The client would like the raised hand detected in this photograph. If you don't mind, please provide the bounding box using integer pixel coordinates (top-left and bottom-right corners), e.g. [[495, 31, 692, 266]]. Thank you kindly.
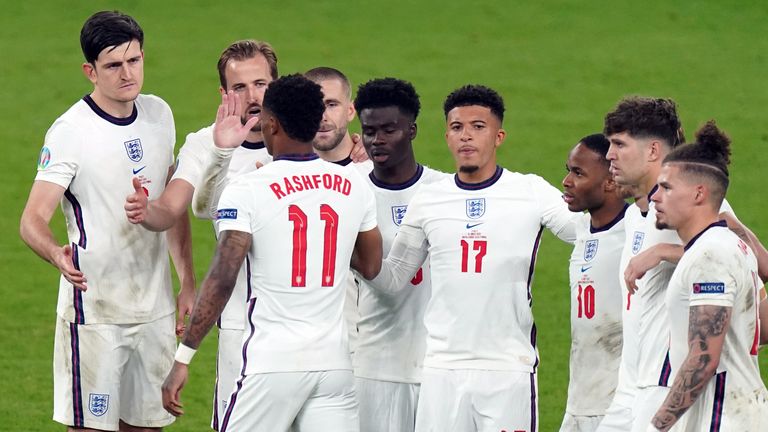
[[213, 91, 259, 149], [124, 177, 149, 224]]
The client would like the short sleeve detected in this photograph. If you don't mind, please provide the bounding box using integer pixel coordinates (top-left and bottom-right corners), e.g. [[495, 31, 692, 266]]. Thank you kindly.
[[719, 198, 733, 215], [35, 120, 80, 188], [171, 130, 209, 186], [686, 247, 738, 308], [533, 175, 579, 243], [214, 181, 254, 235]]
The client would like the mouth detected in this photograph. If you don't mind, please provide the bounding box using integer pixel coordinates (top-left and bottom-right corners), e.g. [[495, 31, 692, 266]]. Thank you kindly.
[[562, 193, 574, 204], [458, 146, 476, 156], [370, 148, 389, 162], [246, 105, 261, 118]]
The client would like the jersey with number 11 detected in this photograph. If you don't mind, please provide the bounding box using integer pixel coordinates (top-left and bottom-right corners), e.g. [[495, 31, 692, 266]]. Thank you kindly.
[[215, 154, 377, 375]]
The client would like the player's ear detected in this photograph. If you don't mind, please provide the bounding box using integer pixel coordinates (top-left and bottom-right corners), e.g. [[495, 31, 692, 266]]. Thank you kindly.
[[409, 122, 417, 141], [347, 100, 356, 122], [647, 139, 662, 162], [603, 173, 617, 192], [495, 128, 506, 148], [694, 184, 706, 204], [219, 86, 226, 96], [82, 62, 97, 84]]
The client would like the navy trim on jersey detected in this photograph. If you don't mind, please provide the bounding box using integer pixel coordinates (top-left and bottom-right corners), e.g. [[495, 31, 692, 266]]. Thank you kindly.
[[71, 244, 85, 324], [82, 95, 137, 126], [369, 164, 424, 190], [69, 323, 84, 428], [212, 344, 220, 431], [241, 140, 265, 150], [530, 372, 538, 432], [590, 203, 630, 234], [684, 220, 728, 251], [332, 155, 354, 166], [647, 184, 659, 203], [454, 165, 503, 190], [709, 371, 726, 432], [273, 153, 319, 162], [64, 189, 87, 249], [658, 349, 672, 386], [527, 227, 544, 370], [220, 297, 258, 431]]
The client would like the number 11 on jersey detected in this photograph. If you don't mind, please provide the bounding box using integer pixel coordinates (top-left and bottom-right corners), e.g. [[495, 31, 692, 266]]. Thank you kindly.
[[288, 204, 339, 287]]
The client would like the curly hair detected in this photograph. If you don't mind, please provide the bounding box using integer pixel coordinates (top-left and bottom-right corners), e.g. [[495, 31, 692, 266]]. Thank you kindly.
[[263, 74, 325, 143], [603, 96, 684, 148], [80, 11, 143, 64], [353, 78, 421, 120], [579, 133, 611, 166], [443, 85, 505, 121], [664, 120, 731, 202]]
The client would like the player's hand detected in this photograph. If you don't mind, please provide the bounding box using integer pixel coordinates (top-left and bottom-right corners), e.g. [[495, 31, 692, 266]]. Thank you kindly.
[[349, 133, 369, 163], [624, 248, 662, 294], [175, 285, 196, 337], [52, 244, 87, 291], [124, 177, 149, 224], [213, 91, 258, 149], [162, 362, 189, 416]]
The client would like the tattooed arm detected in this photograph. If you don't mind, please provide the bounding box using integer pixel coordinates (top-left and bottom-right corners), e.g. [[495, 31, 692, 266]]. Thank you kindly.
[[650, 305, 731, 431], [162, 230, 251, 416]]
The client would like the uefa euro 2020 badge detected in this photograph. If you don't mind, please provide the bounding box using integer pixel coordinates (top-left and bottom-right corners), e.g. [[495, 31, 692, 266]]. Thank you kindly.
[[88, 393, 109, 417], [37, 147, 51, 170], [466, 198, 486, 219], [124, 138, 143, 162]]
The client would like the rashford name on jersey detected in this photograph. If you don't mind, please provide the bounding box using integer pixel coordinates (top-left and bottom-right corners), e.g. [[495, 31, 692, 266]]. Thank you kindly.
[[269, 173, 353, 199]]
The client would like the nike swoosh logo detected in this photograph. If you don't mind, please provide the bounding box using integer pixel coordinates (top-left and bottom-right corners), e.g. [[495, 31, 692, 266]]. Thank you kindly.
[[581, 266, 592, 273], [466, 222, 483, 229], [132, 166, 146, 175]]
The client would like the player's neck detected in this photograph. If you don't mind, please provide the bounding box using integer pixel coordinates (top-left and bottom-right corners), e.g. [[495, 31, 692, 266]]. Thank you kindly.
[[246, 130, 264, 144], [372, 157, 418, 185], [589, 199, 627, 230], [677, 211, 720, 246], [315, 134, 353, 163], [457, 162, 497, 184], [89, 90, 135, 118], [272, 139, 315, 158], [638, 164, 662, 200]]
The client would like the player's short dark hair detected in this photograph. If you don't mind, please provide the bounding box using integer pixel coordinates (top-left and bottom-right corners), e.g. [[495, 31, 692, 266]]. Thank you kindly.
[[263, 74, 325, 143], [80, 11, 144, 65], [217, 40, 278, 89], [443, 85, 505, 122], [603, 96, 684, 148], [353, 78, 421, 120], [664, 120, 731, 203], [579, 133, 611, 166], [304, 67, 351, 98]]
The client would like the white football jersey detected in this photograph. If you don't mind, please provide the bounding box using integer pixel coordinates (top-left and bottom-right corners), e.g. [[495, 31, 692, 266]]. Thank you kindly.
[[665, 222, 768, 430], [172, 124, 272, 331], [566, 205, 627, 415], [374, 166, 578, 372], [354, 165, 449, 383], [37, 94, 176, 324], [215, 154, 377, 374]]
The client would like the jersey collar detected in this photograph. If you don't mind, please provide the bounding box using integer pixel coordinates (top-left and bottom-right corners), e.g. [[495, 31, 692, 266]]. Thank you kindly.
[[684, 220, 728, 251], [454, 165, 503, 191]]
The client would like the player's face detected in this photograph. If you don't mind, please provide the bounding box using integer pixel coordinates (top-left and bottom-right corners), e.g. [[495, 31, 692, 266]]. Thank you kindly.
[[84, 39, 144, 105], [359, 106, 416, 169], [445, 106, 505, 174], [221, 55, 272, 132], [313, 78, 355, 152], [652, 164, 695, 230], [562, 143, 611, 212], [606, 132, 651, 186]]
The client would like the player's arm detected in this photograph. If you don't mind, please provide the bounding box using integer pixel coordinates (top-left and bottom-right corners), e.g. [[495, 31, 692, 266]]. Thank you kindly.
[[19, 180, 87, 290], [624, 243, 683, 294], [161, 229, 251, 416], [537, 175, 580, 244], [125, 177, 194, 231], [651, 305, 731, 431], [350, 227, 383, 280], [722, 212, 768, 283], [760, 287, 768, 346], [360, 224, 428, 294]]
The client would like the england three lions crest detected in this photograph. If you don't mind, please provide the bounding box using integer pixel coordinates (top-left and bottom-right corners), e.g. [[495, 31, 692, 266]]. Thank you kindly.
[[466, 198, 485, 219], [124, 138, 143, 162], [88, 393, 109, 417], [584, 239, 599, 261], [391, 205, 407, 226], [632, 231, 645, 254]]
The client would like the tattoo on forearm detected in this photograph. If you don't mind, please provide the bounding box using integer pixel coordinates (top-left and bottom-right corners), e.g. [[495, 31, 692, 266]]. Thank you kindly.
[[651, 305, 730, 431], [182, 231, 251, 348]]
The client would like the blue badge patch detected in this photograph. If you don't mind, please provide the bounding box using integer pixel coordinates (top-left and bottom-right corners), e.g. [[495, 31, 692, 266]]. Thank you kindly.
[[692, 282, 725, 294], [216, 208, 238, 220], [37, 147, 51, 170], [584, 239, 599, 261], [124, 138, 143, 162], [466, 198, 486, 219], [88, 393, 109, 417], [632, 231, 645, 254], [391, 205, 407, 226]]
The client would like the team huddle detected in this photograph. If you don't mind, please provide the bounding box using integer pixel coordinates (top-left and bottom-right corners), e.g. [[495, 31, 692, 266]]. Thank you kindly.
[[19, 10, 768, 432]]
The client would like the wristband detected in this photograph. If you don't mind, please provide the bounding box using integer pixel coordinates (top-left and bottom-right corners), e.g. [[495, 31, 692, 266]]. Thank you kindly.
[[174, 343, 197, 365]]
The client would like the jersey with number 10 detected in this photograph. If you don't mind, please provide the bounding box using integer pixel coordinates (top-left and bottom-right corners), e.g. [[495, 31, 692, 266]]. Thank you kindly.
[[393, 166, 577, 372], [215, 155, 377, 375]]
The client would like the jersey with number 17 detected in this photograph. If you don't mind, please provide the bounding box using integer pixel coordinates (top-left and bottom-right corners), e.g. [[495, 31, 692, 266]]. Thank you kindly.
[[215, 154, 377, 375]]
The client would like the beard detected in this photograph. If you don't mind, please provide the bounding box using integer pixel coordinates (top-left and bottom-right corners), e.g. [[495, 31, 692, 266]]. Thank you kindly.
[[313, 127, 346, 151], [655, 220, 670, 230], [240, 116, 262, 132], [459, 165, 479, 174]]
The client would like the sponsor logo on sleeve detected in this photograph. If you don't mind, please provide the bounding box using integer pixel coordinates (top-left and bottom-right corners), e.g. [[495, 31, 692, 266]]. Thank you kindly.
[[692, 282, 725, 294], [466, 198, 486, 219], [391, 205, 407, 226], [124, 138, 143, 162], [216, 208, 238, 220], [584, 239, 599, 261], [88, 393, 109, 416], [37, 147, 51, 170]]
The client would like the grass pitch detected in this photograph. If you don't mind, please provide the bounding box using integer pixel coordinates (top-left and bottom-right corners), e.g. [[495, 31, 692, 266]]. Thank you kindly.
[[1, 1, 767, 430]]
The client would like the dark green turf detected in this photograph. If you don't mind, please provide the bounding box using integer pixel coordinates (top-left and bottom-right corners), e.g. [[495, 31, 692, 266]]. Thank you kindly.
[[2, 1, 767, 430]]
